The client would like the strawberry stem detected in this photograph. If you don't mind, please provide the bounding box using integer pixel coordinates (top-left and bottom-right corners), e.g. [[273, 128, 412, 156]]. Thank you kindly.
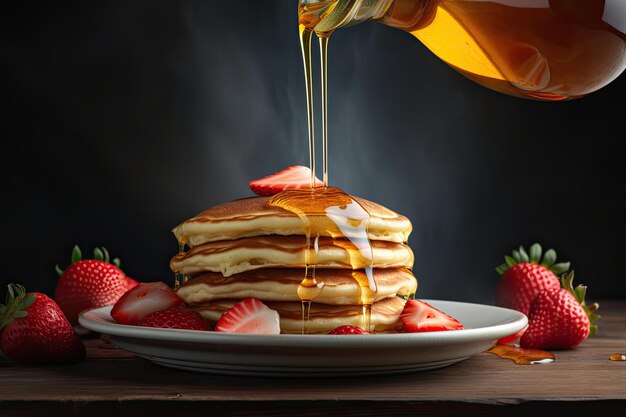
[[561, 271, 601, 337], [0, 284, 34, 331]]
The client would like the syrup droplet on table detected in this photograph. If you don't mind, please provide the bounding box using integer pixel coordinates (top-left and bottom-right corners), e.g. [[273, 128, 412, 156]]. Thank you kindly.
[[487, 344, 555, 365], [609, 353, 626, 361]]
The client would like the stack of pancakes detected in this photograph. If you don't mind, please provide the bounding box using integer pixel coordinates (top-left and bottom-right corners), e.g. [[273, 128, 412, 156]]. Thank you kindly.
[[170, 195, 417, 333]]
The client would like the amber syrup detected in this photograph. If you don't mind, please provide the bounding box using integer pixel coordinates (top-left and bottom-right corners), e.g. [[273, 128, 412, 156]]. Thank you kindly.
[[173, 242, 187, 289], [299, 234, 323, 334], [487, 344, 555, 365], [270, 2, 377, 334], [269, 187, 377, 333], [609, 353, 626, 361], [300, 0, 626, 100]]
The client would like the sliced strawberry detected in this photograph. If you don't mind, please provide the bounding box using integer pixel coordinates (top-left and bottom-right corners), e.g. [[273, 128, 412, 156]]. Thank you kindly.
[[328, 325, 369, 335], [249, 165, 324, 196], [214, 298, 280, 334], [138, 308, 211, 331], [400, 299, 464, 333], [110, 282, 183, 325]]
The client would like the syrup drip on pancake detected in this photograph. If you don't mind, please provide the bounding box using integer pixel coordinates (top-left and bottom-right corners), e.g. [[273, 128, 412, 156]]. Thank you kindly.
[[268, 187, 377, 333], [298, 234, 322, 334], [281, 4, 378, 333], [174, 242, 187, 289]]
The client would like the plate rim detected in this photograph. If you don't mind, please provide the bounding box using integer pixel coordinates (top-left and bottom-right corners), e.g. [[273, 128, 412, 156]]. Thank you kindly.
[[79, 299, 527, 348]]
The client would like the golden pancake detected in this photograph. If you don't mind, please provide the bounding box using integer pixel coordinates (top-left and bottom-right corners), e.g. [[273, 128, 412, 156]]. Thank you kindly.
[[170, 235, 414, 277], [172, 195, 412, 246], [190, 296, 407, 334], [176, 268, 417, 305]]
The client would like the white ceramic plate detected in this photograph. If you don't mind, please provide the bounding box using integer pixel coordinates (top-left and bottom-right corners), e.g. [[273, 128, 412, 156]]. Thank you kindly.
[[79, 299, 526, 376]]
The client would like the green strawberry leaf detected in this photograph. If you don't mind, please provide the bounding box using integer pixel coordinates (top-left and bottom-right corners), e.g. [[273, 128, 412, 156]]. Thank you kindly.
[[19, 293, 35, 310], [512, 250, 522, 263], [574, 285, 587, 304], [529, 243, 542, 264], [550, 262, 570, 275], [102, 247, 110, 263], [1, 284, 29, 331], [495, 264, 508, 275], [112, 257, 121, 268], [71, 245, 82, 264], [55, 264, 64, 277], [14, 311, 27, 319], [518, 246, 530, 263], [505, 256, 517, 268], [541, 249, 557, 267], [93, 247, 104, 261]]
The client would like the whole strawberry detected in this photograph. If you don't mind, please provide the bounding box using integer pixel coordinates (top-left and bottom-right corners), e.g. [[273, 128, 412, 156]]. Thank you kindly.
[[0, 284, 85, 364], [495, 243, 570, 315], [521, 272, 599, 349], [138, 308, 211, 331], [55, 245, 138, 325]]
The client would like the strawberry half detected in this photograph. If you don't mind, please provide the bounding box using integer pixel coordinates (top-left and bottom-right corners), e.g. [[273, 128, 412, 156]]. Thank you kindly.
[[55, 245, 138, 325], [0, 284, 85, 364], [495, 243, 570, 315], [328, 325, 369, 335], [110, 282, 183, 325], [520, 271, 600, 350], [138, 308, 211, 331], [249, 165, 324, 196], [400, 299, 464, 332], [214, 298, 280, 334]]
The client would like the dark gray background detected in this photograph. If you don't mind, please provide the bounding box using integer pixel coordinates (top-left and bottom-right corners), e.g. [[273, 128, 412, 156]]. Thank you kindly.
[[2, 1, 625, 304]]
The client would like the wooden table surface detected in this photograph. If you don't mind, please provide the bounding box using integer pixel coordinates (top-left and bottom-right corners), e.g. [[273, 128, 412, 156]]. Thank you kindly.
[[1, 301, 625, 417]]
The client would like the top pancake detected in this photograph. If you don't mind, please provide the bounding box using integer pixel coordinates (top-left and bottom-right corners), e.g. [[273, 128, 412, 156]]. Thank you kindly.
[[172, 195, 412, 246]]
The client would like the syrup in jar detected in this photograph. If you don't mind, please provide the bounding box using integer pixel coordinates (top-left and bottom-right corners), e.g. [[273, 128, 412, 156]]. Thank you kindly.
[[299, 0, 626, 100]]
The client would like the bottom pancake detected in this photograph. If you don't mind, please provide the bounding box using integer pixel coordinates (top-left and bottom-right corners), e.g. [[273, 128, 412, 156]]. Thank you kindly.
[[189, 296, 407, 334]]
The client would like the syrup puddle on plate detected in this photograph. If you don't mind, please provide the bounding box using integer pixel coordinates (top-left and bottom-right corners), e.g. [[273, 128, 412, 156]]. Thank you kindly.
[[487, 344, 555, 365]]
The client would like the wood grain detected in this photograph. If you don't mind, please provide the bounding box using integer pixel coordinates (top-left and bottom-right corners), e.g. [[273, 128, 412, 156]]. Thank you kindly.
[[1, 301, 625, 417]]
